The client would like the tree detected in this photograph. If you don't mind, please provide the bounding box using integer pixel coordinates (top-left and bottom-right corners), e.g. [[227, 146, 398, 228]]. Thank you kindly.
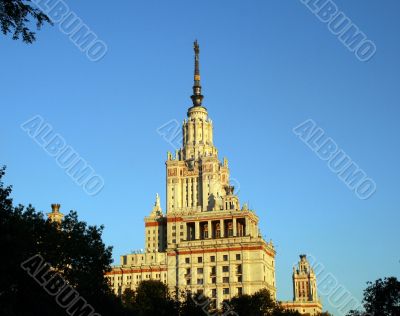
[[347, 277, 400, 316], [273, 305, 302, 316], [0, 166, 126, 315], [0, 0, 51, 43], [223, 288, 276, 316], [122, 280, 178, 316], [180, 291, 213, 316]]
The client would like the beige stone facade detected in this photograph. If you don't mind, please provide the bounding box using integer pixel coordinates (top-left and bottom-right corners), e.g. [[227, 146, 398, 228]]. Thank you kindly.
[[105, 41, 276, 309], [281, 255, 323, 315]]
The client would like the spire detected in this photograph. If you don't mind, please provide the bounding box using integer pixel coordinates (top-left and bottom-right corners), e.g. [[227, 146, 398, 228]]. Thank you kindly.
[[191, 40, 204, 107], [155, 193, 161, 209], [150, 193, 162, 216]]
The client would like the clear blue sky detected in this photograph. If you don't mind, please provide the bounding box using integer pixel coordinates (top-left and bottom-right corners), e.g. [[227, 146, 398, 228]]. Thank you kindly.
[[1, 0, 399, 314]]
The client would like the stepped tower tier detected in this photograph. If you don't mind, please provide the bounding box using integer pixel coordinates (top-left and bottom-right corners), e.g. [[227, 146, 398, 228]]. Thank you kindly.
[[166, 41, 236, 215]]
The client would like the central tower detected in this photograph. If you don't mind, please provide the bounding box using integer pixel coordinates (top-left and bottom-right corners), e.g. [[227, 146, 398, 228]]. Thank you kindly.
[[166, 41, 235, 215]]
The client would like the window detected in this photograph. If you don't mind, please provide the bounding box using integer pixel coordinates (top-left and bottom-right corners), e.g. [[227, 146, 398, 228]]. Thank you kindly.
[[222, 266, 229, 273], [186, 268, 191, 275], [198, 257, 203, 263], [237, 287, 243, 295], [223, 255, 228, 261], [223, 277, 229, 283], [172, 226, 176, 230], [210, 256, 216, 262], [202, 223, 209, 239], [238, 276, 242, 282], [236, 254, 241, 260], [211, 277, 216, 284], [197, 268, 203, 274], [211, 289, 217, 298], [223, 288, 230, 295], [185, 258, 190, 264], [215, 223, 221, 238], [227, 222, 233, 237], [210, 266, 216, 275], [236, 264, 242, 274], [197, 279, 204, 285], [187, 279, 191, 285]]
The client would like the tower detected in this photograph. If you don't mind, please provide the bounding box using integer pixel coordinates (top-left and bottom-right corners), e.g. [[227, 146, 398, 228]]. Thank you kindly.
[[293, 255, 318, 302], [106, 41, 276, 309], [281, 254, 322, 315], [165, 40, 233, 217], [144, 194, 167, 253]]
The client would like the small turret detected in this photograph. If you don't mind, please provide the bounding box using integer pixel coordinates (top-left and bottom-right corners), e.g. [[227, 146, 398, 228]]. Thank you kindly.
[[149, 193, 163, 217], [47, 203, 64, 224]]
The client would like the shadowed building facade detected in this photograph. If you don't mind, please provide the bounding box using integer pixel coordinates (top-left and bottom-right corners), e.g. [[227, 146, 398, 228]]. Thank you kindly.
[[105, 41, 276, 308]]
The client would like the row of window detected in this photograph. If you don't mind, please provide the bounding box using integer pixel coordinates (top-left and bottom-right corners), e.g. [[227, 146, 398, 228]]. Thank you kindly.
[[186, 276, 242, 286], [110, 273, 166, 281], [185, 265, 242, 276], [172, 225, 184, 230], [185, 254, 241, 264], [207, 288, 243, 298]]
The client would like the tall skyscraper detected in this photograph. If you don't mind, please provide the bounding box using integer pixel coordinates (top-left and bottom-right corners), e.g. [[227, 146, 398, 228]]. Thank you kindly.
[[105, 41, 276, 308]]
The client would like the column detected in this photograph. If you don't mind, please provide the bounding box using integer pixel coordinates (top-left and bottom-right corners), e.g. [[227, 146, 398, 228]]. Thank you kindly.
[[203, 175, 208, 211], [208, 220, 212, 239], [193, 177, 198, 208], [220, 219, 224, 238], [233, 218, 237, 237], [183, 223, 187, 241], [208, 122, 213, 144], [188, 122, 193, 144], [245, 217, 249, 236], [202, 121, 205, 144], [173, 181, 177, 209], [195, 221, 200, 240], [194, 119, 197, 143], [178, 179, 182, 209], [188, 179, 192, 208], [183, 122, 187, 146]]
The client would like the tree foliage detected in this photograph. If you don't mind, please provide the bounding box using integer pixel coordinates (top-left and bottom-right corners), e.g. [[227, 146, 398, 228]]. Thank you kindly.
[[179, 291, 213, 316], [223, 289, 301, 316], [0, 0, 51, 43], [347, 277, 400, 316], [0, 166, 125, 315], [2, 165, 397, 316]]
